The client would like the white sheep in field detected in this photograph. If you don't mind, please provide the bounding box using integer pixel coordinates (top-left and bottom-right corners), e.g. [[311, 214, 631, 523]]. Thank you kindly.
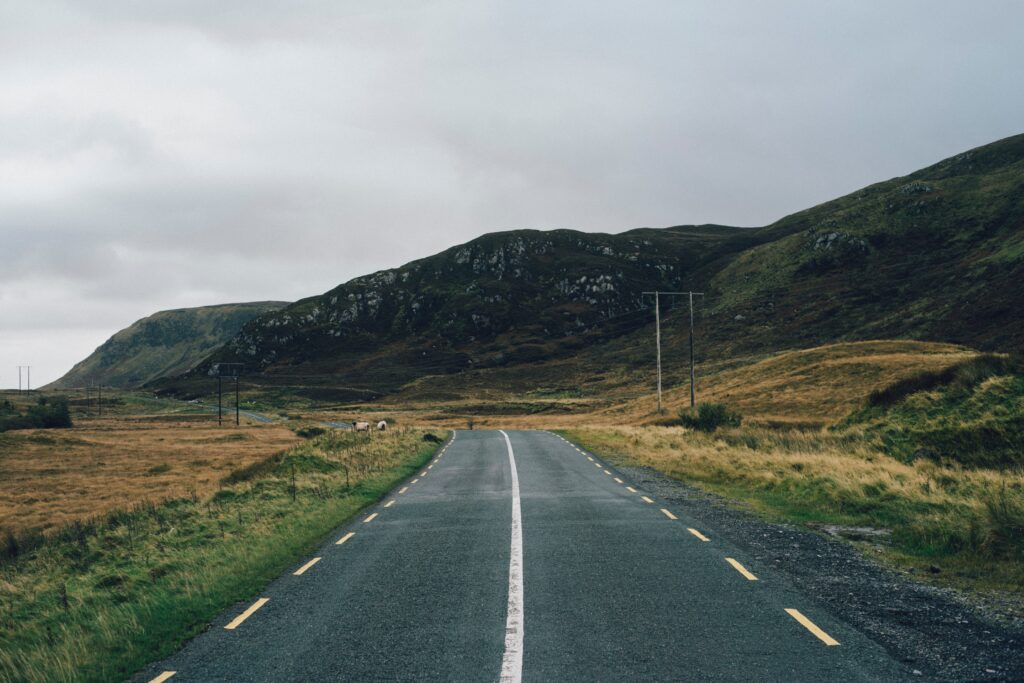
[[377, 420, 388, 431], [353, 421, 370, 432]]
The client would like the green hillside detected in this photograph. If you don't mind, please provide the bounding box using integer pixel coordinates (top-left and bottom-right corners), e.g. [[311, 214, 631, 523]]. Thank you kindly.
[[48, 302, 288, 389], [155, 134, 1022, 401]]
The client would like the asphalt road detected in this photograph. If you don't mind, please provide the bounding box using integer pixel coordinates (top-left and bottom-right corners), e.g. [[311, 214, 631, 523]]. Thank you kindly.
[[137, 429, 910, 682]]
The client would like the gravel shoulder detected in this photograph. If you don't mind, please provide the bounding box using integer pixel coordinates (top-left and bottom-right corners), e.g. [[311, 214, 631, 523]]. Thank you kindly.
[[618, 464, 1024, 682]]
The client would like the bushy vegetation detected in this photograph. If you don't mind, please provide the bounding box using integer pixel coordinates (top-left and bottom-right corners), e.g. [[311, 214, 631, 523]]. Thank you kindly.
[[0, 427, 444, 683], [867, 354, 1019, 407], [677, 403, 742, 432], [0, 397, 72, 432], [849, 354, 1024, 468]]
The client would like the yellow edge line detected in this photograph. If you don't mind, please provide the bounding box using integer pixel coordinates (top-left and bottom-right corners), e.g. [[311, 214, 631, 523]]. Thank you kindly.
[[149, 673, 176, 683], [725, 557, 758, 581], [364, 513, 378, 523], [293, 557, 321, 576], [335, 531, 355, 545], [660, 508, 677, 520], [687, 527, 710, 542], [225, 598, 269, 630], [785, 609, 840, 646]]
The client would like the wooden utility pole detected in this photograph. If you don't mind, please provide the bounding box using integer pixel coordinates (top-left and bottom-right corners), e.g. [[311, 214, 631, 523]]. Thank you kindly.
[[642, 291, 705, 413]]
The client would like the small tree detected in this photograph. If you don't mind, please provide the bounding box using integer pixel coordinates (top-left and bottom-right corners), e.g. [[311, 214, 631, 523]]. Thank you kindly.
[[678, 403, 742, 432]]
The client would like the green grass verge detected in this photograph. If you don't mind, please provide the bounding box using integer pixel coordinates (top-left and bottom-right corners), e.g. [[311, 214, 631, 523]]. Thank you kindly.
[[0, 428, 444, 683]]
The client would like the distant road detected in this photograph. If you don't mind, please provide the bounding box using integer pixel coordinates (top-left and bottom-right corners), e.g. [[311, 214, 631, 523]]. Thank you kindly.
[[137, 430, 907, 682]]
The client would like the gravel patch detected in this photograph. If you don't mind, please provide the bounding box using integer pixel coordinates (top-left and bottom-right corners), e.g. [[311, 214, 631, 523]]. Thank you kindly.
[[618, 464, 1024, 682]]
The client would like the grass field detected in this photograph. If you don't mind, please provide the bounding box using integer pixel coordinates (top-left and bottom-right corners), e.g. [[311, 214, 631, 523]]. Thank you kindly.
[[0, 420, 445, 683], [0, 416, 301, 537]]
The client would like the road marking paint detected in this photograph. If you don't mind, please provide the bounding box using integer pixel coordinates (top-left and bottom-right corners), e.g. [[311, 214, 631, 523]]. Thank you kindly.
[[785, 609, 839, 646], [587, 456, 594, 461], [384, 500, 395, 508], [428, 464, 434, 469], [399, 486, 409, 494], [149, 673, 176, 683], [725, 558, 758, 581], [411, 478, 419, 484], [640, 496, 654, 503], [364, 513, 378, 523], [687, 528, 710, 542], [335, 531, 355, 545], [660, 508, 677, 520], [293, 557, 321, 576], [225, 598, 268, 630], [498, 430, 524, 683], [614, 477, 623, 484], [594, 462, 602, 468], [626, 486, 637, 493], [603, 469, 612, 475]]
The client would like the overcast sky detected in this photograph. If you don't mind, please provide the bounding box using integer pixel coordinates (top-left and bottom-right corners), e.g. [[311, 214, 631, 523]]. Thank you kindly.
[[2, 1, 1023, 387]]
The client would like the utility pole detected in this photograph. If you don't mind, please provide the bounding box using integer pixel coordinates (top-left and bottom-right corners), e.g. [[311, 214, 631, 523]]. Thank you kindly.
[[642, 291, 705, 412], [235, 375, 240, 426], [218, 375, 223, 426], [98, 385, 102, 417]]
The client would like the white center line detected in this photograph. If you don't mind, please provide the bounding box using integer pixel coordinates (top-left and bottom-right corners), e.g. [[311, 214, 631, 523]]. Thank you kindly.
[[293, 557, 321, 575], [149, 673, 176, 683], [640, 496, 654, 503], [614, 478, 623, 484], [384, 500, 395, 508], [335, 531, 355, 545], [399, 487, 409, 494], [364, 513, 378, 523], [626, 486, 637, 493], [498, 429, 524, 683], [660, 508, 677, 520], [687, 528, 711, 542]]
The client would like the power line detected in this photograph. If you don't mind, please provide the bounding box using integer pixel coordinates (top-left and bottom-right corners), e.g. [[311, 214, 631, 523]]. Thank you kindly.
[[642, 292, 704, 413]]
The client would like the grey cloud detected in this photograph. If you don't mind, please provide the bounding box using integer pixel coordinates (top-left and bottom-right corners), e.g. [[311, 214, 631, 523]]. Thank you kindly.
[[1, 0, 1023, 385]]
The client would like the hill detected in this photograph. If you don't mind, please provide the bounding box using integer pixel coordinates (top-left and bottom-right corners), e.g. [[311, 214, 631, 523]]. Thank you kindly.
[[48, 302, 288, 389], [157, 134, 1023, 401]]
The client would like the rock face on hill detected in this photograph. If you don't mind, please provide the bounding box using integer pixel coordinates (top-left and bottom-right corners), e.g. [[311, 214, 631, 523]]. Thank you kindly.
[[164, 133, 1024, 397], [48, 302, 288, 389]]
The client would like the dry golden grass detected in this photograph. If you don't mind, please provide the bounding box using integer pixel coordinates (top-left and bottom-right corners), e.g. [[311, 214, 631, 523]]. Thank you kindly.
[[329, 341, 977, 431], [0, 415, 300, 536], [624, 340, 975, 425]]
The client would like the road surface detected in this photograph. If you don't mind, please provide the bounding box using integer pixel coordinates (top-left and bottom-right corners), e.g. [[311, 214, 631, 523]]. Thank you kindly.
[[138, 429, 909, 682]]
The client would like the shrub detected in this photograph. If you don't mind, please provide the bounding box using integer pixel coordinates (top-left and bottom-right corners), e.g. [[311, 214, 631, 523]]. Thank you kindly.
[[869, 354, 1020, 407], [295, 426, 326, 439], [0, 397, 72, 431], [678, 403, 742, 432]]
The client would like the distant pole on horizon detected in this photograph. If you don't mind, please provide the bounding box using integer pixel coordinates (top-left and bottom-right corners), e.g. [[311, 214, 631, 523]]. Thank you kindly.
[[17, 366, 31, 395], [642, 292, 704, 413]]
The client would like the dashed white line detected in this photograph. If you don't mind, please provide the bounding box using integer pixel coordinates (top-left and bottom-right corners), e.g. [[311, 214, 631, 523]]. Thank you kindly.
[[640, 496, 654, 504], [687, 528, 710, 542], [660, 508, 677, 520], [363, 513, 378, 523], [335, 531, 355, 545], [399, 487, 409, 494], [384, 500, 395, 508], [626, 486, 637, 493], [149, 673, 176, 683], [614, 478, 623, 484]]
